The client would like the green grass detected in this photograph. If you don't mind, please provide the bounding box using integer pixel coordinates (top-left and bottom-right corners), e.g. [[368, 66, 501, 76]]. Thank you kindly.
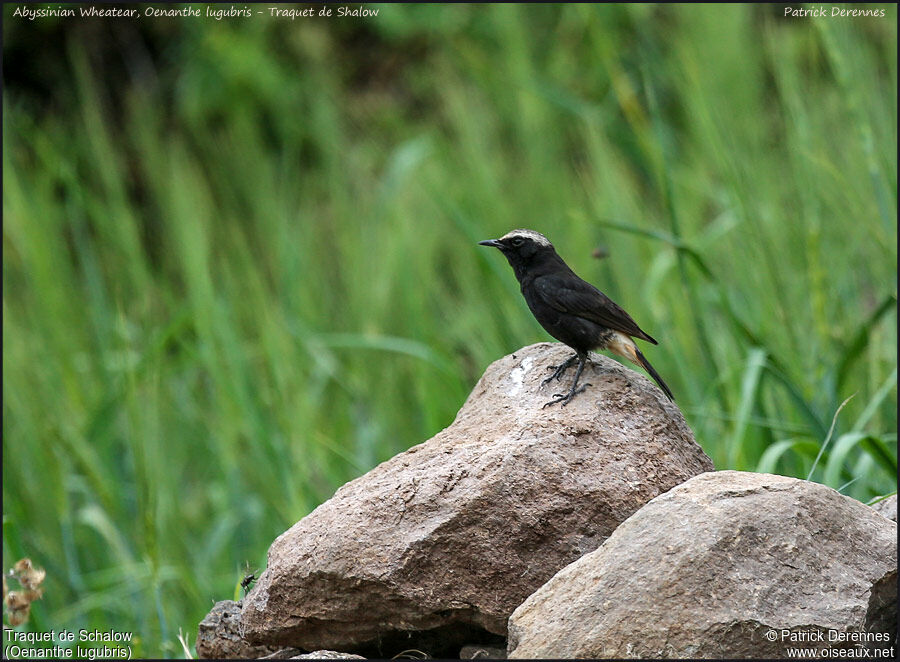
[[3, 4, 896, 658]]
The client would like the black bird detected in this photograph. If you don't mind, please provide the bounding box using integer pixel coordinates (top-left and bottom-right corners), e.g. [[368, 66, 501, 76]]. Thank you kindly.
[[479, 229, 674, 407]]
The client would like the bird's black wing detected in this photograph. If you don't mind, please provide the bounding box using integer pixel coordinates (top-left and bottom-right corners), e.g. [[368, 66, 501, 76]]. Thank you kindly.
[[533, 273, 658, 344]]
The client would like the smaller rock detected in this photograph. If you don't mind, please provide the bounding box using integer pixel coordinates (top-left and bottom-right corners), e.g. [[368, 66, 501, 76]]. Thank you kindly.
[[872, 494, 897, 522], [507, 471, 897, 659], [197, 600, 278, 659], [460, 644, 507, 659]]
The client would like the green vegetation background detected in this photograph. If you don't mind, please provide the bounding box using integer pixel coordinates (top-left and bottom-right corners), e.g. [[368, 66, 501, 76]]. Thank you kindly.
[[3, 3, 897, 658]]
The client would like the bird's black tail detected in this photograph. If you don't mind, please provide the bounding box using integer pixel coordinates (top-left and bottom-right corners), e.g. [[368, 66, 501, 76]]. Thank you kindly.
[[634, 347, 675, 402]]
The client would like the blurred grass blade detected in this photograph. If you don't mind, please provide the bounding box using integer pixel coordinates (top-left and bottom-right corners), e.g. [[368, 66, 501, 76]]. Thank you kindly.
[[823, 431, 869, 488], [837, 476, 862, 493], [807, 394, 855, 481], [851, 367, 897, 433], [316, 332, 457, 376], [727, 348, 767, 468], [858, 436, 898, 476], [756, 438, 820, 474], [763, 365, 828, 439], [836, 294, 897, 392]]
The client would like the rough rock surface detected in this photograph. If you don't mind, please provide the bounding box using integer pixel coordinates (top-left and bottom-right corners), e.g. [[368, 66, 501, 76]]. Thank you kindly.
[[872, 494, 897, 522], [289, 653, 365, 660], [197, 600, 278, 659], [240, 343, 712, 654], [508, 471, 898, 659]]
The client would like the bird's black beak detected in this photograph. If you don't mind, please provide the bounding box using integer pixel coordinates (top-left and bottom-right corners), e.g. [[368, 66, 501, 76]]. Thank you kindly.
[[479, 239, 502, 248]]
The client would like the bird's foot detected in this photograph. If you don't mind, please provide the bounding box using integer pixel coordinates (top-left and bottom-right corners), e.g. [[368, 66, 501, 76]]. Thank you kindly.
[[542, 382, 591, 408], [541, 354, 579, 387]]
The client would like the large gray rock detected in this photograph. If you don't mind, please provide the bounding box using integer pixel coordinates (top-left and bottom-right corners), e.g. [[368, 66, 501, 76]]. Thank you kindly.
[[508, 471, 898, 659], [240, 343, 712, 654]]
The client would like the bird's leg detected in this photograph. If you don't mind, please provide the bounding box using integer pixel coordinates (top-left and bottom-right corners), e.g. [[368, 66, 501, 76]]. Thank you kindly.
[[543, 353, 591, 408], [541, 353, 578, 387]]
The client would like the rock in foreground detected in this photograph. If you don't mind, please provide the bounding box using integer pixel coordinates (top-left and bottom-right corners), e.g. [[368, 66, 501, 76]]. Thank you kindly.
[[240, 343, 712, 655], [508, 471, 898, 659]]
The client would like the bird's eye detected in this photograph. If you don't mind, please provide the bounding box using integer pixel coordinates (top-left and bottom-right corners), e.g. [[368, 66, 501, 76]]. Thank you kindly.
[[511, 238, 524, 247]]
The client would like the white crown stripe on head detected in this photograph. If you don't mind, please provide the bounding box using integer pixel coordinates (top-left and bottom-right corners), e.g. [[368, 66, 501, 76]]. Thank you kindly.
[[499, 229, 552, 247]]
